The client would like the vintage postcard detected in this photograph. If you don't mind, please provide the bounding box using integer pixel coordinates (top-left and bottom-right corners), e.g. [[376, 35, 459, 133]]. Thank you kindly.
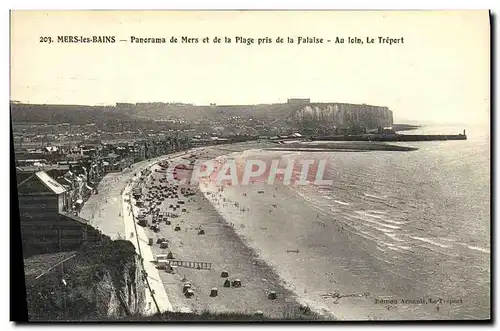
[[10, 10, 490, 322]]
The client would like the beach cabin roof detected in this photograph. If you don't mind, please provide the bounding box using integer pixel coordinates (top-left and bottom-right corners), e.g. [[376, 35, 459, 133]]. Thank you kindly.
[[45, 146, 59, 153], [34, 171, 67, 195]]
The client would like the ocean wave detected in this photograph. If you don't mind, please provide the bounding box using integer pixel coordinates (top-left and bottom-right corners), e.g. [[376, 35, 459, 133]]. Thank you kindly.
[[363, 212, 384, 219], [409, 236, 449, 249], [385, 233, 406, 242], [397, 246, 413, 251], [380, 219, 407, 225], [357, 230, 386, 243], [361, 195, 399, 209], [294, 189, 328, 213], [371, 226, 395, 234], [387, 246, 404, 253], [466, 245, 490, 254], [350, 213, 401, 230], [363, 214, 407, 227], [367, 210, 387, 214]]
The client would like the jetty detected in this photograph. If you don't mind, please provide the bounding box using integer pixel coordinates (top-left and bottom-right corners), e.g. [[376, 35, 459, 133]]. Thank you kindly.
[[311, 130, 467, 142]]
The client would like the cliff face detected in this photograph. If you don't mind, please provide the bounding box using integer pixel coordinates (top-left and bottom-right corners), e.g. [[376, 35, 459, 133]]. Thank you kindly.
[[287, 103, 393, 130], [25, 240, 146, 321], [95, 253, 146, 318]]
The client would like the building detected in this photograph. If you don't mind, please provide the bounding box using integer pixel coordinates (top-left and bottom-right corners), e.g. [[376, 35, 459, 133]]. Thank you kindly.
[[16, 170, 107, 257]]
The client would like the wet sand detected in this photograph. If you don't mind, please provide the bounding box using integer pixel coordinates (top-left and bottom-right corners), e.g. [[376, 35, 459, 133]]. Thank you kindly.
[[266, 141, 418, 152]]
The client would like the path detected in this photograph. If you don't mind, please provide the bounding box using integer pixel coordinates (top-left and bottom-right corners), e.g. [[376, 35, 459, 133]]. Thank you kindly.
[[123, 176, 174, 314]]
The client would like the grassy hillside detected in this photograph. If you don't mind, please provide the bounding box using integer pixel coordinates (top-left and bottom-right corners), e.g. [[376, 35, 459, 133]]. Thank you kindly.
[[131, 103, 302, 123], [10, 103, 175, 131]]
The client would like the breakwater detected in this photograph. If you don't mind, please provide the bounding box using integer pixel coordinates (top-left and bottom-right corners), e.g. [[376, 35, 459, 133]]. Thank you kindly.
[[311, 133, 467, 142]]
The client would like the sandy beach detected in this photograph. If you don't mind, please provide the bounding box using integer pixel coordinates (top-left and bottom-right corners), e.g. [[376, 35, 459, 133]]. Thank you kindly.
[[128, 144, 318, 319], [80, 152, 196, 239]]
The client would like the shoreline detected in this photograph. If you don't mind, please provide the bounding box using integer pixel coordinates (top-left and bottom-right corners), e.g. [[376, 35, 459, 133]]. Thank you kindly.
[[266, 141, 418, 152]]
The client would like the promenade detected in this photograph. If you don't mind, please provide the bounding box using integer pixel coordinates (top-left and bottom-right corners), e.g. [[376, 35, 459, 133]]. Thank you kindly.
[[122, 175, 173, 314]]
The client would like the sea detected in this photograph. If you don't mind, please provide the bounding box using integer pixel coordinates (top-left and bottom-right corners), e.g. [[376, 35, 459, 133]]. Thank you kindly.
[[200, 124, 490, 320]]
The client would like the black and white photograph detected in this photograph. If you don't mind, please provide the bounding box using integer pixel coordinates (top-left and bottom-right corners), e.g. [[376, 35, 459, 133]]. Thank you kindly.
[[9, 10, 491, 322]]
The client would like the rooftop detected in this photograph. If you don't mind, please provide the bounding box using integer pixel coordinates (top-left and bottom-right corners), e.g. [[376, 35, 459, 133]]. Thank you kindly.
[[35, 171, 67, 195], [16, 164, 70, 172]]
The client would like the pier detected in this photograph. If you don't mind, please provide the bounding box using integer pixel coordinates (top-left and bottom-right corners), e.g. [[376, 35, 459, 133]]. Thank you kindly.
[[311, 130, 467, 142]]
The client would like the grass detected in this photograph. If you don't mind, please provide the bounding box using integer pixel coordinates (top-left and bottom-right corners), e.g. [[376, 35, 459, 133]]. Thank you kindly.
[[25, 240, 140, 321]]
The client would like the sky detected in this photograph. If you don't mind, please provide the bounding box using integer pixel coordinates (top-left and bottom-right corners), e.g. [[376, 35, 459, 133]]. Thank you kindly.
[[10, 10, 490, 124]]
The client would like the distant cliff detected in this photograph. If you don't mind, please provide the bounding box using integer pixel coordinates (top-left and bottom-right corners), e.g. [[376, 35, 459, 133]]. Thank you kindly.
[[11, 101, 393, 134], [286, 103, 393, 130]]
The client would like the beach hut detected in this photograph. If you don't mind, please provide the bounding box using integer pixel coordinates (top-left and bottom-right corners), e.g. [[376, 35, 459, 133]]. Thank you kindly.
[[156, 260, 168, 270], [231, 279, 242, 288], [183, 282, 192, 293], [183, 284, 191, 293], [268, 291, 277, 300], [160, 241, 169, 249], [223, 279, 231, 288], [155, 254, 170, 262], [220, 270, 229, 278], [210, 288, 218, 297], [185, 289, 194, 298], [174, 225, 181, 231], [166, 251, 174, 259], [198, 229, 205, 235]]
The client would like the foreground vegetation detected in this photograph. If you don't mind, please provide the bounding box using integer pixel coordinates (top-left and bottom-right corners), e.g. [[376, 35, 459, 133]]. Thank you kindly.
[[25, 240, 139, 321]]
